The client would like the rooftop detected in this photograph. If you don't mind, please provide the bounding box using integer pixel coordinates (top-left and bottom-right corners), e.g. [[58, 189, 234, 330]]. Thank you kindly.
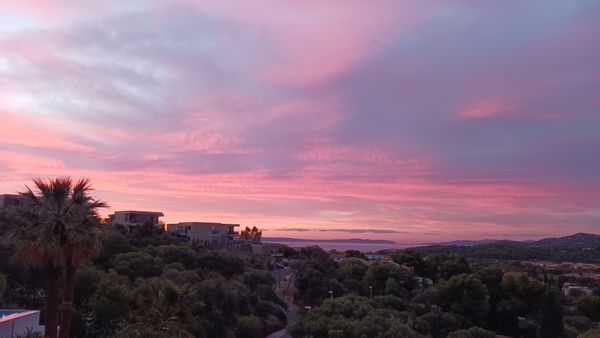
[[0, 309, 38, 323], [112, 210, 164, 216], [170, 221, 239, 226]]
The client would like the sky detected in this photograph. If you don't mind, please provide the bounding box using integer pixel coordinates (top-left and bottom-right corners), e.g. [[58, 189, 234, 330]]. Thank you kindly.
[[0, 0, 599, 243]]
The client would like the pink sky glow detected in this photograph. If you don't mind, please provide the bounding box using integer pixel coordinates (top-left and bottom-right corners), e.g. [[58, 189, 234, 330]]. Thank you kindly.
[[0, 0, 599, 243]]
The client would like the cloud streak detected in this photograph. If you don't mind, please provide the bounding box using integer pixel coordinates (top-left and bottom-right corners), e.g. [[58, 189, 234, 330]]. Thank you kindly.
[[275, 228, 409, 234]]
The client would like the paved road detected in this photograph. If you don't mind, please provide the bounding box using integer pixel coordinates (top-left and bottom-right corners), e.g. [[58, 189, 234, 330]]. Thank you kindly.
[[266, 329, 292, 338], [265, 305, 297, 338], [273, 266, 292, 288], [268, 266, 296, 338]]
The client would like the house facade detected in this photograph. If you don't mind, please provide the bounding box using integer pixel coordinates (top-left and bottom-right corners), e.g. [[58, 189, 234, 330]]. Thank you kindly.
[[0, 310, 44, 338], [167, 222, 239, 245], [109, 210, 164, 229], [0, 194, 26, 209]]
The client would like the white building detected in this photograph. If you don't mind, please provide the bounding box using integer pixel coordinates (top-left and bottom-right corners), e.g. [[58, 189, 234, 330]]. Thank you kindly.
[[562, 282, 593, 296], [0, 310, 44, 338], [109, 210, 164, 229], [167, 222, 239, 245]]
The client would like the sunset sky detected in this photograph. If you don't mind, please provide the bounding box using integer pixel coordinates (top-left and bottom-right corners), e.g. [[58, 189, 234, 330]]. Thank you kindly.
[[0, 1, 599, 243]]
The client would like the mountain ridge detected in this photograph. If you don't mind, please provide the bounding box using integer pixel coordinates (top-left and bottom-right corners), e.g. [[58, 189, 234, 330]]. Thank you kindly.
[[411, 232, 600, 263], [427, 232, 600, 247]]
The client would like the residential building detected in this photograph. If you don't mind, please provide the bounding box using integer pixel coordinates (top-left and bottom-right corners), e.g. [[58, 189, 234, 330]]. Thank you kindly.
[[0, 194, 25, 209], [365, 254, 392, 262], [109, 210, 164, 229], [167, 222, 239, 245], [0, 309, 44, 337], [562, 282, 593, 296]]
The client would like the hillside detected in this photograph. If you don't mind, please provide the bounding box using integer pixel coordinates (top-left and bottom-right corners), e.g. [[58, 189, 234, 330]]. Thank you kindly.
[[411, 233, 600, 263]]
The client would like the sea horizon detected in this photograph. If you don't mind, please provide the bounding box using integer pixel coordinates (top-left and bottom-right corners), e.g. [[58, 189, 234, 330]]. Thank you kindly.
[[262, 239, 422, 252]]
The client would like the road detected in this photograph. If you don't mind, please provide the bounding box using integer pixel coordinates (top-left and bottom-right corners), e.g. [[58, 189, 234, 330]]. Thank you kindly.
[[265, 328, 292, 338], [273, 266, 292, 289], [267, 266, 297, 338]]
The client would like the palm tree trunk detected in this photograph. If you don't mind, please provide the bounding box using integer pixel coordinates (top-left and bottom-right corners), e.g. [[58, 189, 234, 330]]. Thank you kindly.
[[58, 264, 76, 338], [45, 265, 63, 338]]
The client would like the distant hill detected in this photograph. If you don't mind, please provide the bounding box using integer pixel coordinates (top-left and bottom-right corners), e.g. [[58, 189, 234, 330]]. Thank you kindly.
[[263, 237, 396, 244], [427, 239, 504, 246], [409, 233, 600, 263], [531, 232, 600, 248]]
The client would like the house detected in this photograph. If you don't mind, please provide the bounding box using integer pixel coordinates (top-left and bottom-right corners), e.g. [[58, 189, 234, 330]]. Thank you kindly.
[[0, 309, 44, 338], [109, 210, 164, 229], [0, 194, 26, 209], [365, 254, 392, 262], [562, 282, 593, 296], [167, 222, 239, 245]]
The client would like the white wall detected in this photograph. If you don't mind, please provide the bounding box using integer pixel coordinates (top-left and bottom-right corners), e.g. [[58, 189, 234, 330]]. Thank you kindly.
[[0, 311, 44, 338]]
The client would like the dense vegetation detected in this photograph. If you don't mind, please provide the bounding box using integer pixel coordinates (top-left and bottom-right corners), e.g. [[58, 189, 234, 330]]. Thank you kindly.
[[289, 247, 600, 338], [0, 179, 285, 338], [1, 220, 286, 338]]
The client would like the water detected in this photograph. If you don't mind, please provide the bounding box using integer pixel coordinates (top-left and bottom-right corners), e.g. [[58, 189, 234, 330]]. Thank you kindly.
[[264, 241, 420, 252]]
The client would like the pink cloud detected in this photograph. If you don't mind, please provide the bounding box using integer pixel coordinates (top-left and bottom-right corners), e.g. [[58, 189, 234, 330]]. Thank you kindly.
[[180, 0, 433, 87], [0, 111, 90, 153], [458, 98, 514, 119]]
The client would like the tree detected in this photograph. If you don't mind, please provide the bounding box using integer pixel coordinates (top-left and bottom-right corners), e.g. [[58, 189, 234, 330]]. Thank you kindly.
[[437, 274, 489, 327], [290, 294, 425, 338], [112, 251, 164, 280], [155, 245, 198, 270], [86, 271, 131, 337], [392, 249, 427, 276], [384, 277, 402, 296], [540, 287, 564, 338], [237, 316, 263, 338], [197, 251, 245, 278], [240, 226, 262, 243], [415, 309, 461, 338], [363, 263, 415, 296], [338, 258, 368, 295], [426, 254, 470, 281], [93, 231, 133, 268], [15, 177, 106, 338], [345, 250, 367, 260], [120, 278, 194, 338], [243, 270, 275, 291], [447, 327, 496, 338], [577, 295, 600, 321], [58, 179, 107, 338], [338, 258, 368, 281]]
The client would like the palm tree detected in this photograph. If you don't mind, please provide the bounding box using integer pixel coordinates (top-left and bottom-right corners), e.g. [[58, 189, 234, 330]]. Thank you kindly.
[[16, 177, 106, 338], [58, 179, 107, 338]]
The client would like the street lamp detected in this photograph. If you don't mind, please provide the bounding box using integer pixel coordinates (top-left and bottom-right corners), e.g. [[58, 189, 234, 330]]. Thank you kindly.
[[328, 290, 333, 300], [369, 286, 373, 300]]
